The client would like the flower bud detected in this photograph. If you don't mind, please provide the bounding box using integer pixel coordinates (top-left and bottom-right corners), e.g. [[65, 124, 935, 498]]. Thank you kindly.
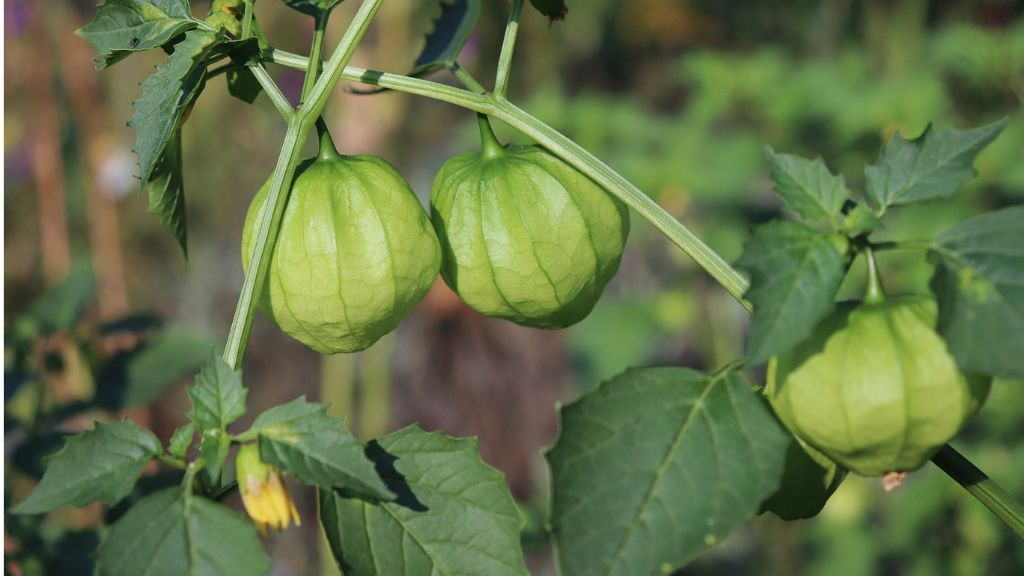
[[235, 444, 300, 535]]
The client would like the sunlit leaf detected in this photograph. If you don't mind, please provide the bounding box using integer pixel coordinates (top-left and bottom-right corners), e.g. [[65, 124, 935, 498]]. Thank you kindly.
[[548, 367, 789, 575], [131, 29, 223, 254], [168, 422, 197, 459], [247, 397, 392, 499], [930, 205, 1024, 378], [144, 131, 188, 257], [320, 425, 529, 576], [865, 118, 1008, 214], [11, 421, 161, 514], [76, 0, 197, 68], [736, 220, 847, 364], [764, 146, 849, 226], [186, 350, 247, 430], [96, 488, 270, 576]]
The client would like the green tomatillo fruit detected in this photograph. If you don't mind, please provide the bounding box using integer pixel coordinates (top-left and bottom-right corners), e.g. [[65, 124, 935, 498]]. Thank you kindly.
[[430, 116, 629, 328], [765, 294, 990, 477], [242, 130, 440, 354]]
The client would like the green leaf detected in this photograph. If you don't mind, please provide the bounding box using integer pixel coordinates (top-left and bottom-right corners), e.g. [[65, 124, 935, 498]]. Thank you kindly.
[[76, 0, 197, 68], [764, 146, 849, 225], [865, 118, 1008, 214], [226, 67, 261, 103], [168, 422, 197, 459], [278, 0, 344, 17], [842, 203, 882, 235], [760, 435, 845, 521], [96, 488, 270, 576], [198, 429, 232, 487], [145, 131, 188, 257], [319, 425, 528, 576], [96, 326, 212, 409], [411, 0, 481, 77], [548, 367, 790, 576], [248, 397, 392, 499], [736, 220, 848, 364], [131, 29, 221, 244], [930, 205, 1024, 378], [11, 420, 162, 514], [186, 350, 247, 430]]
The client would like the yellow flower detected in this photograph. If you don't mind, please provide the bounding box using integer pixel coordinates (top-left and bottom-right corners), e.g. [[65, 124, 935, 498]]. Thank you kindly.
[[235, 443, 301, 535]]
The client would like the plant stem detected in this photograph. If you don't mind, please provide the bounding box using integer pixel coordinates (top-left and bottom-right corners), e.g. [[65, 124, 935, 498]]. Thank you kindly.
[[223, 0, 384, 370], [300, 14, 329, 105], [241, 0, 255, 39], [251, 64, 294, 118], [932, 445, 1024, 540], [863, 246, 886, 303], [302, 1, 383, 122], [871, 239, 933, 252], [477, 114, 504, 159], [453, 62, 487, 94], [240, 0, 292, 119], [158, 453, 188, 469], [182, 459, 205, 493], [494, 0, 525, 99], [224, 119, 304, 368]]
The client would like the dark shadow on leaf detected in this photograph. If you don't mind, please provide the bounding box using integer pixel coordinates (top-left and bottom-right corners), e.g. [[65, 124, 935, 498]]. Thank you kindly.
[[105, 471, 184, 524], [336, 440, 428, 511]]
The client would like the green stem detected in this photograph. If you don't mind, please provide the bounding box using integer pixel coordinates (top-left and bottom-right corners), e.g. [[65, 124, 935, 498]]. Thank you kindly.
[[181, 460, 204, 493], [300, 14, 330, 105], [223, 0, 383, 370], [241, 0, 255, 39], [871, 239, 933, 252], [238, 1, 292, 119], [477, 114, 504, 159], [863, 246, 886, 303], [453, 62, 487, 94], [158, 453, 188, 469], [494, 0, 525, 99], [301, 1, 383, 122], [317, 117, 341, 160], [250, 64, 294, 119], [208, 62, 241, 79], [932, 445, 1024, 540]]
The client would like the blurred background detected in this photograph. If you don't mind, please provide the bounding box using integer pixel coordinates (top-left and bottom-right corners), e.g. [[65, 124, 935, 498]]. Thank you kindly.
[[5, 0, 1024, 574]]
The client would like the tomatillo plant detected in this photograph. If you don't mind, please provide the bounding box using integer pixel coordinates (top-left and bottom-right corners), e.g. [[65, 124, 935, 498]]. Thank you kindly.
[[10, 0, 1024, 574]]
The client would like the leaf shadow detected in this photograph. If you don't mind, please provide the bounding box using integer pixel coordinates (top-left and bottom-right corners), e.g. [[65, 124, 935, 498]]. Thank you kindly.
[[338, 440, 428, 512]]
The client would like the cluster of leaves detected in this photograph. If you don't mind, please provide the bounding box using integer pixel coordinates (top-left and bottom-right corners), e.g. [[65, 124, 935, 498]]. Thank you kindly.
[[737, 119, 1023, 380], [77, 0, 565, 258], [76, 0, 269, 257], [4, 268, 211, 573], [540, 118, 1024, 576], [11, 345, 533, 575]]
